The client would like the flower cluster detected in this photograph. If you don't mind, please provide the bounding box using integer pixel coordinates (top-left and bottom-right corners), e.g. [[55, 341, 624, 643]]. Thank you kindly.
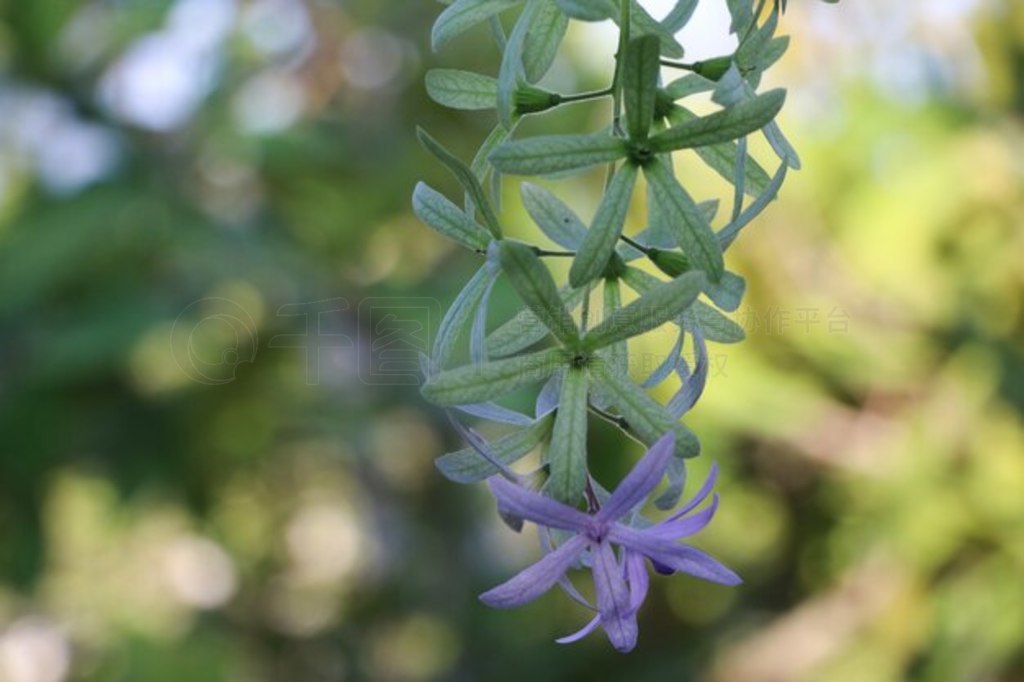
[[413, 0, 836, 652]]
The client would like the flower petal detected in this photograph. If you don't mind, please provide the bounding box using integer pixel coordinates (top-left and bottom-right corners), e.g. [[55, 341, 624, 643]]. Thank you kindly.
[[665, 462, 719, 522], [540, 527, 594, 610], [480, 535, 588, 608], [609, 526, 741, 585], [488, 476, 592, 532], [649, 494, 719, 540], [592, 542, 638, 653], [625, 550, 650, 614], [596, 432, 675, 523], [556, 615, 601, 645]]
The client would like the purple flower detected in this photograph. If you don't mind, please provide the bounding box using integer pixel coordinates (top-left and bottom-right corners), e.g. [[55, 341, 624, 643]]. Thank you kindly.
[[480, 432, 739, 652]]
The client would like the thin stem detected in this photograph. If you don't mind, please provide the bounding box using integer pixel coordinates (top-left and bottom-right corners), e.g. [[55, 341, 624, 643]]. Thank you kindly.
[[604, 0, 632, 191], [588, 404, 630, 432], [534, 248, 576, 258], [558, 88, 613, 104], [619, 234, 652, 255], [610, 0, 631, 137], [660, 59, 698, 72]]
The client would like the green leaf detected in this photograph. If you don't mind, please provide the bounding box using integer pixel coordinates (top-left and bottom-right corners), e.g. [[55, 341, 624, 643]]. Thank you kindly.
[[436, 412, 555, 483], [497, 0, 540, 129], [523, 0, 569, 83], [433, 265, 499, 368], [487, 285, 587, 357], [623, 35, 661, 141], [649, 89, 786, 153], [426, 69, 498, 110], [719, 160, 788, 250], [643, 158, 724, 280], [554, 0, 615, 21], [683, 300, 746, 344], [421, 346, 567, 406], [432, 0, 522, 51], [665, 105, 772, 198], [588, 359, 700, 458], [620, 3, 685, 59], [417, 128, 502, 239], [546, 367, 589, 503], [663, 0, 699, 32], [412, 183, 491, 252], [490, 132, 627, 176], [663, 74, 716, 100], [602, 279, 628, 377], [521, 182, 587, 250], [582, 271, 704, 351], [569, 163, 638, 288], [713, 66, 800, 169], [467, 122, 517, 216], [498, 241, 580, 347]]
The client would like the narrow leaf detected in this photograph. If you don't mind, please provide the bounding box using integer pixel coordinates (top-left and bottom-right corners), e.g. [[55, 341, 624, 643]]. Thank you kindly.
[[665, 105, 772, 198], [432, 0, 522, 51], [546, 367, 589, 503], [521, 182, 587, 250], [412, 182, 491, 252], [497, 0, 540, 128], [569, 163, 638, 288], [422, 346, 568, 406], [588, 360, 700, 459], [582, 271, 704, 351], [490, 132, 627, 176], [499, 240, 580, 347], [523, 0, 569, 83], [683, 301, 746, 344], [623, 36, 661, 141], [554, 0, 614, 21], [418, 127, 502, 239], [718, 161, 787, 250], [436, 413, 555, 483], [487, 286, 587, 357], [426, 69, 498, 110], [433, 265, 499, 369], [649, 90, 786, 153], [602, 279, 628, 378], [643, 158, 724, 280]]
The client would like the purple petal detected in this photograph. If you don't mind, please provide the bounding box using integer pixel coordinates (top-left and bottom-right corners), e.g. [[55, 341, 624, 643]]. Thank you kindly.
[[555, 615, 601, 645], [665, 462, 719, 523], [488, 476, 592, 533], [480, 535, 588, 608], [596, 432, 676, 523], [592, 542, 638, 653], [624, 551, 649, 614], [609, 526, 741, 586], [540, 528, 594, 610], [648, 494, 719, 540]]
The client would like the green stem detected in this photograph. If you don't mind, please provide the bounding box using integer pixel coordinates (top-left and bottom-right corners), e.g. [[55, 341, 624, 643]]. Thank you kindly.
[[660, 59, 698, 72], [604, 0, 632, 191], [558, 88, 613, 104], [588, 404, 630, 431], [534, 248, 576, 258], [619, 234, 652, 255]]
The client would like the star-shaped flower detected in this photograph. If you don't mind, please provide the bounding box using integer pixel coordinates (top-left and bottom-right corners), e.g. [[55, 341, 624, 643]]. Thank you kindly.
[[480, 432, 740, 652]]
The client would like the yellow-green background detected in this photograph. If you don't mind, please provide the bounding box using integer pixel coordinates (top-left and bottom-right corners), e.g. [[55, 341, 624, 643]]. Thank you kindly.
[[0, 1, 1022, 680]]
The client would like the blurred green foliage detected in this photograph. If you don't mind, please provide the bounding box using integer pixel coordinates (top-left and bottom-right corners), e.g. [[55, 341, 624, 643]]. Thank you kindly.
[[0, 1, 1022, 681]]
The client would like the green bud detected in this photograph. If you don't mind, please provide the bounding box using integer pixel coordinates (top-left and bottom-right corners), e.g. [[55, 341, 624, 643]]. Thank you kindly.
[[514, 84, 562, 115], [648, 249, 691, 278], [693, 56, 734, 81]]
